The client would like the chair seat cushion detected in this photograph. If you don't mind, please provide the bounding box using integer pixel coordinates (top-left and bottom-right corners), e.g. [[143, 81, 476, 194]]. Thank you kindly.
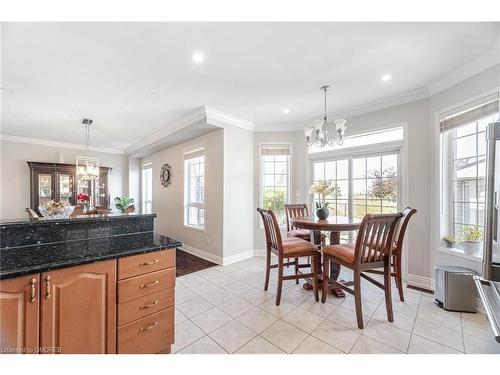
[[287, 229, 311, 239], [322, 243, 384, 264], [282, 238, 317, 256]]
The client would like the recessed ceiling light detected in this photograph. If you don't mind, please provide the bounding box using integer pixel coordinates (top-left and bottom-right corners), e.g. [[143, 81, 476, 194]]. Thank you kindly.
[[282, 108, 290, 114], [192, 51, 205, 64], [380, 74, 392, 82]]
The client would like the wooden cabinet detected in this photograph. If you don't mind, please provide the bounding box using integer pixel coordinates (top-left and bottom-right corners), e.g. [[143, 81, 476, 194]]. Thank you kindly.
[[0, 249, 175, 354], [117, 250, 176, 354], [0, 274, 40, 354], [40, 260, 116, 354], [27, 161, 112, 213]]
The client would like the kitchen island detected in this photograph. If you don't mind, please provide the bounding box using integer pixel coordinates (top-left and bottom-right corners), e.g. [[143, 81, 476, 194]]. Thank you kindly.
[[0, 213, 181, 354]]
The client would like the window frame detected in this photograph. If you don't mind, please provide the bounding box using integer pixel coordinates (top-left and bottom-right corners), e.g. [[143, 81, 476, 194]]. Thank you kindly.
[[258, 143, 292, 229], [184, 146, 206, 231], [141, 162, 153, 214]]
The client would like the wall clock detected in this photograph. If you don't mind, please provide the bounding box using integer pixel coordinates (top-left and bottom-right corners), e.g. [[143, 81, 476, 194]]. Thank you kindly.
[[160, 163, 172, 187]]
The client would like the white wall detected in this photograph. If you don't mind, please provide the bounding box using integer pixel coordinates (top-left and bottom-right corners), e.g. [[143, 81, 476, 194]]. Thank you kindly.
[[0, 139, 128, 219], [223, 125, 255, 262], [149, 129, 224, 261]]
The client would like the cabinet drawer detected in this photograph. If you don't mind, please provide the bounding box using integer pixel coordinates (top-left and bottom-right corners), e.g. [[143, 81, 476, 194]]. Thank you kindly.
[[118, 288, 174, 326], [117, 307, 174, 354], [118, 250, 175, 280], [118, 268, 175, 303]]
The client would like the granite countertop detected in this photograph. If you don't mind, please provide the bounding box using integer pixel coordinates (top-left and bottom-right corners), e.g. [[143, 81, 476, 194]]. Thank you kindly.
[[0, 213, 157, 226], [0, 232, 182, 280]]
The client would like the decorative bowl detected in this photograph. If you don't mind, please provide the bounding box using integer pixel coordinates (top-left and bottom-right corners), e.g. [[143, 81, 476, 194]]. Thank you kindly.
[[38, 205, 75, 219]]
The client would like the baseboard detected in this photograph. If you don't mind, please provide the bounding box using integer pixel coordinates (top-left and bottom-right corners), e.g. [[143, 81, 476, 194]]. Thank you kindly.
[[253, 249, 266, 257], [407, 273, 435, 292], [179, 245, 223, 265], [222, 250, 254, 266]]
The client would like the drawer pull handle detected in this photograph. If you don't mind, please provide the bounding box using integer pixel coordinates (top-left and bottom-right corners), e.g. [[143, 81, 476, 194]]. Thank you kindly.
[[29, 278, 37, 303], [45, 276, 51, 299], [139, 259, 160, 266], [139, 300, 159, 309], [139, 321, 158, 332], [140, 280, 159, 289]]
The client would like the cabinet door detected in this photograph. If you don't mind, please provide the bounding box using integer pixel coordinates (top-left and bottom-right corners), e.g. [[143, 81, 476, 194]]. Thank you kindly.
[[0, 274, 40, 354], [40, 261, 116, 354], [36, 172, 55, 211], [56, 172, 75, 205]]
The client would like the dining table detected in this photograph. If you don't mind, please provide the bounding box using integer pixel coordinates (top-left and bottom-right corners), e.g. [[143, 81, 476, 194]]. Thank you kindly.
[[290, 215, 361, 297]]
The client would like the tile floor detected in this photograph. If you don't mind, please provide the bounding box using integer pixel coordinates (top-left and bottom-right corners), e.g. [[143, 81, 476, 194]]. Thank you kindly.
[[173, 256, 500, 354]]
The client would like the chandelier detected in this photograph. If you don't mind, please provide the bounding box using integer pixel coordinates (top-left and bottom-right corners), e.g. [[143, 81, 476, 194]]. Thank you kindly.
[[76, 118, 99, 181], [304, 85, 346, 148]]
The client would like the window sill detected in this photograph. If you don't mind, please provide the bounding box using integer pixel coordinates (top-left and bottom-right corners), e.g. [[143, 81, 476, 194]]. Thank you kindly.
[[437, 246, 482, 263], [184, 224, 205, 232]]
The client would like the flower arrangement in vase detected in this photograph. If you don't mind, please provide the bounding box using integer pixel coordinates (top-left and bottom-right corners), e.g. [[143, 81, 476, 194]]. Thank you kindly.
[[309, 180, 337, 219], [77, 192, 91, 211]]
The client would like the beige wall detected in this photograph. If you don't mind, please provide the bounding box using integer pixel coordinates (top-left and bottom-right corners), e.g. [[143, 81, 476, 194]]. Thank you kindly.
[[150, 129, 224, 260], [0, 139, 128, 219]]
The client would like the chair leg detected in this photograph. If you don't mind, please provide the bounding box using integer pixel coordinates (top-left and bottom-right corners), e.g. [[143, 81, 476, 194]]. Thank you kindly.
[[312, 255, 319, 302], [264, 250, 271, 291], [321, 257, 330, 303], [275, 257, 284, 305], [395, 258, 404, 302], [294, 258, 299, 284], [384, 261, 394, 322], [354, 269, 364, 329]]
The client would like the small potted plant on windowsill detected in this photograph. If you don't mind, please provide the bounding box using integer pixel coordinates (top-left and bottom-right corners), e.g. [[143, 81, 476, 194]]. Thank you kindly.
[[460, 225, 483, 256], [310, 180, 337, 220], [442, 235, 455, 248]]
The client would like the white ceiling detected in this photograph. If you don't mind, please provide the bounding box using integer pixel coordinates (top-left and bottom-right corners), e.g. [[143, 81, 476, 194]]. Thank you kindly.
[[1, 22, 499, 151]]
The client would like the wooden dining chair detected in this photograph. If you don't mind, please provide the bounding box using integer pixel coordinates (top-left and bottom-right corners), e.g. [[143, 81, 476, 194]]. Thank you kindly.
[[363, 207, 417, 302], [321, 212, 403, 329], [285, 203, 312, 241], [257, 208, 320, 305], [71, 205, 84, 217]]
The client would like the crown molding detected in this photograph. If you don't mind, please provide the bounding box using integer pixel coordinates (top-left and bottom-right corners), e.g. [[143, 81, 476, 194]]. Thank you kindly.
[[205, 106, 255, 131], [255, 87, 429, 132], [0, 134, 125, 154], [427, 47, 500, 96], [124, 106, 208, 155]]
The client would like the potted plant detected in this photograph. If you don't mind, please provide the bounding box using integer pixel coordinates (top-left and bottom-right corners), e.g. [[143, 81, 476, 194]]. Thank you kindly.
[[310, 180, 337, 219], [114, 196, 135, 213], [461, 225, 483, 255], [442, 235, 455, 248]]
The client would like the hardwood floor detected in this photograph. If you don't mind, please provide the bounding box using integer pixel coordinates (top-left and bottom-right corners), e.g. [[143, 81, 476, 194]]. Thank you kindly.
[[176, 249, 216, 277]]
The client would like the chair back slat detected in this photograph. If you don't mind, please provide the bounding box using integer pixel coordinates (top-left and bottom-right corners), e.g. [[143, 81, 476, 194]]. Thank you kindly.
[[355, 213, 403, 264], [257, 208, 283, 254], [284, 204, 309, 231]]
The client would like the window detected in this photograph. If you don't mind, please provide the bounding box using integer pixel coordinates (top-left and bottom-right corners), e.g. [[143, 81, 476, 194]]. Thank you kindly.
[[312, 152, 399, 242], [260, 144, 291, 226], [309, 126, 403, 154], [440, 95, 499, 253], [141, 163, 152, 214], [184, 148, 205, 229]]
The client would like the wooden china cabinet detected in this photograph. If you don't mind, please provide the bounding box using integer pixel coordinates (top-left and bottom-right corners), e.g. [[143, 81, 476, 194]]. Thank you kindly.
[[27, 161, 111, 214]]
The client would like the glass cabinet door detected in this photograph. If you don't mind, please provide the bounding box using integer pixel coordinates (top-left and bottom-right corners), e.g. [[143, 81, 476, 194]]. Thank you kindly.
[[38, 173, 53, 205], [58, 173, 74, 204], [96, 174, 107, 207]]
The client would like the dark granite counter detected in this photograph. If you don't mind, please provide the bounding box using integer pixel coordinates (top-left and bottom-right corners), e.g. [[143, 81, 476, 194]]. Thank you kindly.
[[0, 232, 181, 280], [0, 213, 182, 280]]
